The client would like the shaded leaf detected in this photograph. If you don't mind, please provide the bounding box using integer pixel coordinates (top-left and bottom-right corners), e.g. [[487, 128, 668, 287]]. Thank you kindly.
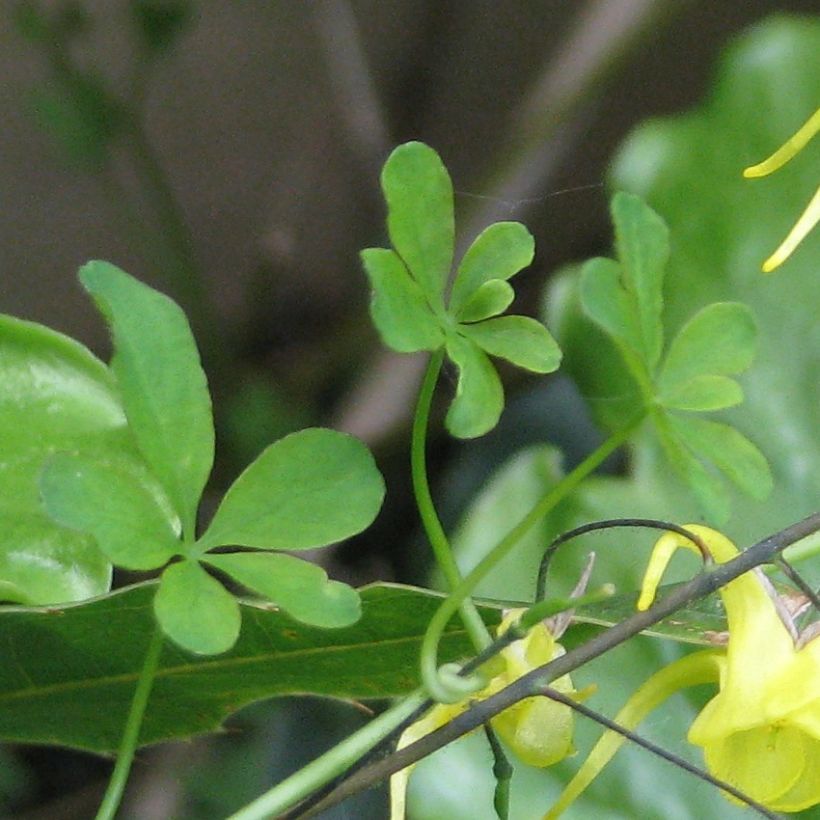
[[381, 142, 453, 305], [456, 279, 515, 323], [659, 374, 743, 412], [204, 552, 360, 628], [131, 0, 193, 55], [80, 261, 214, 537], [659, 302, 757, 393], [39, 452, 179, 571], [444, 334, 503, 439], [0, 583, 501, 753], [450, 222, 534, 314], [460, 316, 562, 374], [360, 248, 443, 352], [198, 428, 384, 551], [154, 560, 240, 655]]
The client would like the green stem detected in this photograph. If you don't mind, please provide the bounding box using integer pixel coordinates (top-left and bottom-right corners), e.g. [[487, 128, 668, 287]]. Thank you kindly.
[[95, 626, 164, 820], [412, 351, 492, 653], [227, 691, 427, 820], [420, 413, 644, 701]]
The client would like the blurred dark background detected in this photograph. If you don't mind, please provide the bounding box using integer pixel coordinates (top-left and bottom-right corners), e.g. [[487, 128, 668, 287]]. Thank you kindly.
[[1, 1, 818, 817]]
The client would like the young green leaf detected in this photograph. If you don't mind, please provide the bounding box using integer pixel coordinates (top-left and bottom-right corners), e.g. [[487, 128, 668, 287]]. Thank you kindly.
[[658, 302, 757, 393], [455, 279, 515, 323], [381, 141, 454, 306], [459, 316, 562, 373], [444, 333, 504, 439], [360, 248, 443, 351], [204, 552, 361, 628], [197, 428, 384, 551], [79, 261, 214, 538], [659, 374, 743, 412], [449, 222, 535, 314], [39, 452, 180, 571], [154, 560, 240, 655]]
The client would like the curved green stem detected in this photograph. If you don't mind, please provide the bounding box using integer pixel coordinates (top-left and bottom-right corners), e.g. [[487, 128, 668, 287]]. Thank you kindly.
[[227, 691, 427, 820], [420, 413, 644, 701], [412, 351, 491, 654], [95, 626, 164, 820]]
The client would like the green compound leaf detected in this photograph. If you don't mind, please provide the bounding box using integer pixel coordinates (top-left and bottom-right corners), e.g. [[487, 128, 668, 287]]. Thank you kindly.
[[444, 333, 503, 439], [659, 374, 743, 412], [154, 560, 240, 655], [381, 141, 453, 306], [79, 261, 214, 538], [450, 222, 535, 314], [204, 552, 360, 629], [360, 248, 443, 351], [0, 314, 149, 603], [669, 414, 772, 501], [658, 302, 757, 394], [460, 315, 562, 374], [456, 279, 515, 323], [0, 583, 501, 753], [198, 428, 384, 551], [611, 190, 668, 371], [39, 453, 179, 571]]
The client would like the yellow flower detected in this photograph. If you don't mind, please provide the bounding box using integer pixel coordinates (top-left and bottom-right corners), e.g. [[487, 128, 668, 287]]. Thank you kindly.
[[743, 106, 820, 272], [391, 610, 578, 819], [545, 526, 820, 817]]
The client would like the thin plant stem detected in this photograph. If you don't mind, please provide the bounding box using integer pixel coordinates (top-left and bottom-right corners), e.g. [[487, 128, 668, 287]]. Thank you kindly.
[[94, 626, 164, 820], [226, 691, 427, 820], [420, 413, 644, 702], [412, 351, 492, 652], [484, 725, 513, 820]]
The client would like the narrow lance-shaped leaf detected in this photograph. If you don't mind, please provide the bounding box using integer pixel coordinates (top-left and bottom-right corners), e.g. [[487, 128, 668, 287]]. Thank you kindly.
[[197, 428, 384, 551], [79, 261, 214, 537]]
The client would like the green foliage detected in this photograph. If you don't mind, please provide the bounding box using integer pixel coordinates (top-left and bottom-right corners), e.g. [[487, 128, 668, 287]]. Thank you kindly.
[[570, 192, 770, 522], [35, 263, 385, 655], [362, 141, 562, 438], [0, 583, 501, 753], [131, 1, 194, 55]]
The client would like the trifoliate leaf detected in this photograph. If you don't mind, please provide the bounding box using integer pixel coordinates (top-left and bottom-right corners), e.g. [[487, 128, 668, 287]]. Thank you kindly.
[[204, 552, 361, 628], [444, 334, 504, 439], [79, 261, 214, 538], [39, 452, 180, 570], [450, 222, 535, 314], [459, 316, 562, 374], [154, 560, 240, 654], [381, 142, 453, 306], [456, 279, 515, 323], [611, 191, 668, 370], [197, 428, 384, 552], [659, 375, 744, 412], [658, 302, 757, 393], [669, 415, 772, 500], [360, 248, 443, 351]]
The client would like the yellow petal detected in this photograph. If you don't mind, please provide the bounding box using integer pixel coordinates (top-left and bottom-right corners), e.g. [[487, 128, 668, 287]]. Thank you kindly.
[[543, 650, 721, 819], [761, 185, 820, 272], [743, 107, 820, 178]]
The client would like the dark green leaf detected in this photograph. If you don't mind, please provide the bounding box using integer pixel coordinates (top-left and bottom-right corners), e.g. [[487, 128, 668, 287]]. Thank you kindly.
[[360, 248, 443, 352], [154, 560, 240, 655], [456, 279, 515, 323], [204, 552, 360, 628], [198, 428, 384, 551], [459, 316, 562, 374], [131, 0, 193, 55], [381, 142, 453, 306], [444, 334, 503, 439], [450, 222, 534, 314], [79, 261, 214, 538], [39, 452, 180, 570], [0, 583, 501, 752]]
